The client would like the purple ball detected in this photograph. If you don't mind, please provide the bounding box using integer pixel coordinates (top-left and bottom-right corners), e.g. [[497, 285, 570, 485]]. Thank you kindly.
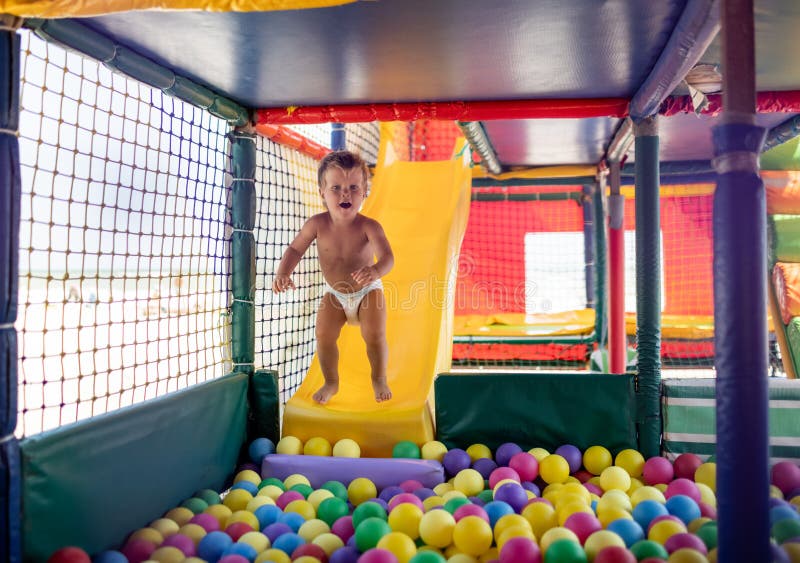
[[379, 485, 404, 503], [365, 497, 390, 512], [521, 481, 540, 496], [413, 487, 436, 501], [495, 442, 524, 467], [555, 444, 583, 474], [468, 496, 485, 506], [472, 458, 499, 479], [161, 534, 196, 557], [330, 546, 361, 563], [493, 482, 528, 513], [443, 448, 472, 477], [263, 522, 293, 543], [332, 515, 355, 543]]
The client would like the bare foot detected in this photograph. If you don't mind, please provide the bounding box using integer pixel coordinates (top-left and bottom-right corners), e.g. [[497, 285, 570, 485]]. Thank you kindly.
[[313, 382, 339, 405], [372, 378, 392, 402]]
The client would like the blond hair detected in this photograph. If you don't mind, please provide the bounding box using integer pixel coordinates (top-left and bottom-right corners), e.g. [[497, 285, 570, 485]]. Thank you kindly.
[[317, 150, 370, 188]]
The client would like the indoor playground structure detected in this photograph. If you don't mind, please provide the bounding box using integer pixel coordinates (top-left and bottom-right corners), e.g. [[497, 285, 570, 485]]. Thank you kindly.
[[3, 1, 800, 563]]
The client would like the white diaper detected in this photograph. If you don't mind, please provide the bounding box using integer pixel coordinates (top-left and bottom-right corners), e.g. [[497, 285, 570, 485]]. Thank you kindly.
[[324, 279, 383, 325]]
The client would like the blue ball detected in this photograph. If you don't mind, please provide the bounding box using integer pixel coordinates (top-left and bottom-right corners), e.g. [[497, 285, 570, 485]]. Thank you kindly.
[[272, 532, 306, 555], [770, 504, 800, 527], [632, 499, 669, 530], [197, 530, 233, 563], [92, 550, 127, 563], [607, 518, 645, 547], [278, 510, 306, 531], [483, 500, 515, 527], [223, 542, 258, 561], [249, 437, 276, 464], [231, 481, 258, 495], [665, 494, 702, 525], [254, 504, 283, 529]]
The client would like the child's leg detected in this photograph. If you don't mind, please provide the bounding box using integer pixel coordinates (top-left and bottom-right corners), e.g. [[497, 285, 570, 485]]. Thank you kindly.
[[314, 292, 346, 404], [358, 289, 391, 402]]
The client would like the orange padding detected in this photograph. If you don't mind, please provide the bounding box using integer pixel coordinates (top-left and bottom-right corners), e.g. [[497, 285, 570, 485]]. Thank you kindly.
[[774, 262, 800, 325], [765, 171, 800, 215], [453, 309, 596, 337]]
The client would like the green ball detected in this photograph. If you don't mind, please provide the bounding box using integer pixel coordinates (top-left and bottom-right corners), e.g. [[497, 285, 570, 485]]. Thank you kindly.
[[353, 501, 388, 528], [194, 489, 221, 506], [545, 538, 587, 563], [317, 497, 349, 526], [289, 483, 314, 498], [696, 521, 718, 550], [772, 518, 800, 544], [355, 517, 391, 552], [409, 552, 446, 563], [393, 440, 421, 459], [321, 480, 349, 501], [259, 477, 285, 491], [444, 497, 471, 514], [180, 497, 208, 514], [477, 489, 494, 503], [630, 539, 669, 560]]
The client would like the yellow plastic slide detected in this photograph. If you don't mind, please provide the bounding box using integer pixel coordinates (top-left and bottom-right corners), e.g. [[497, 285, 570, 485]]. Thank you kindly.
[[282, 128, 472, 457]]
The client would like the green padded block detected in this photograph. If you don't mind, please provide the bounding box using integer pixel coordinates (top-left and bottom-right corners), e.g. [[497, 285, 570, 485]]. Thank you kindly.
[[787, 318, 800, 379], [20, 372, 248, 562], [762, 137, 800, 171], [434, 372, 637, 453], [248, 370, 280, 445], [662, 378, 800, 463], [769, 215, 800, 264]]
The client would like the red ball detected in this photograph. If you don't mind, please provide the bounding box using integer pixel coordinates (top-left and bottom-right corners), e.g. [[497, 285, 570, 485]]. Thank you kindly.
[[120, 539, 157, 563], [499, 536, 542, 563], [47, 547, 91, 563], [594, 546, 637, 563], [673, 453, 703, 480], [292, 543, 329, 562], [224, 521, 254, 541]]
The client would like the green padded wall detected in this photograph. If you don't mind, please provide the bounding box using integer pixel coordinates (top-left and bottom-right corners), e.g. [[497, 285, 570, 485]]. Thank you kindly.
[[434, 372, 637, 452], [788, 319, 800, 379], [769, 215, 800, 264], [662, 378, 800, 463], [248, 369, 280, 444], [20, 372, 249, 562]]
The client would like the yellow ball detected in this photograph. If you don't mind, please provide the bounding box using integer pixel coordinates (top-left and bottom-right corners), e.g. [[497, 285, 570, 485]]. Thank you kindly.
[[163, 507, 195, 527], [540, 455, 571, 484], [234, 469, 262, 487], [284, 473, 311, 489], [694, 462, 716, 492], [615, 448, 645, 478], [128, 528, 164, 546], [648, 519, 687, 544], [257, 485, 285, 500], [255, 548, 291, 563], [177, 523, 206, 545], [348, 477, 377, 506], [696, 483, 717, 507], [466, 443, 493, 462], [781, 543, 800, 563], [238, 531, 270, 553], [377, 531, 418, 563], [304, 436, 332, 457], [422, 496, 445, 511], [668, 548, 711, 563], [557, 502, 594, 526], [223, 489, 254, 512], [771, 485, 785, 499], [453, 516, 494, 556], [561, 483, 592, 505], [421, 441, 448, 462], [149, 518, 179, 538], [285, 499, 316, 520], [493, 514, 532, 539], [687, 517, 713, 533], [584, 530, 626, 560], [389, 503, 423, 539], [419, 508, 456, 548], [332, 438, 361, 458], [596, 490, 632, 513], [583, 445, 613, 476], [630, 485, 666, 506], [521, 501, 558, 539], [448, 554, 479, 563], [312, 532, 345, 556], [276, 435, 304, 455], [307, 488, 335, 510], [654, 483, 668, 494], [226, 510, 260, 531], [246, 495, 276, 512], [529, 447, 550, 461], [298, 518, 330, 541], [149, 546, 185, 563], [203, 504, 233, 527], [434, 482, 454, 496], [628, 478, 644, 494], [294, 557, 322, 563], [597, 507, 633, 528], [453, 469, 485, 496], [600, 466, 632, 492], [478, 548, 498, 563], [540, 527, 580, 553]]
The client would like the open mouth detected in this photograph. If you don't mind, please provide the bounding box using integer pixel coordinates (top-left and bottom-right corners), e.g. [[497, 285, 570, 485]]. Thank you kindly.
[[339, 202, 352, 209]]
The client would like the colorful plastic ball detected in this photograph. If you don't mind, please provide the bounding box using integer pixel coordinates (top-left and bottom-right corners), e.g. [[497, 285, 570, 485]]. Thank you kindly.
[[672, 453, 703, 481], [150, 546, 190, 563], [471, 457, 498, 480], [345, 477, 376, 506], [290, 543, 328, 562], [632, 499, 670, 531], [564, 512, 602, 545], [629, 539, 669, 561], [392, 440, 421, 459], [498, 535, 541, 563], [583, 446, 613, 476], [223, 542, 258, 561], [443, 495, 471, 515], [197, 531, 234, 562], [773, 518, 800, 544], [408, 552, 445, 563], [665, 479, 701, 503], [451, 503, 488, 523], [329, 546, 361, 563], [584, 530, 626, 560], [312, 532, 345, 556], [121, 539, 157, 563], [276, 436, 303, 455], [354, 501, 388, 528], [377, 531, 417, 562], [182, 497, 210, 514], [615, 449, 645, 478], [466, 443, 493, 462], [278, 511, 307, 533], [772, 461, 800, 496], [552, 445, 581, 474], [542, 537, 585, 562], [303, 436, 332, 457], [195, 489, 222, 506], [667, 548, 710, 563], [693, 462, 716, 492], [319, 480, 347, 501], [262, 522, 293, 544], [648, 519, 686, 545], [508, 452, 540, 482], [540, 455, 571, 485], [494, 482, 529, 513], [606, 518, 645, 547], [420, 441, 448, 462], [388, 503, 423, 539], [93, 550, 128, 563], [419, 509, 456, 548], [600, 466, 631, 492], [272, 532, 306, 555], [490, 466, 521, 489], [333, 438, 362, 458], [594, 545, 636, 563], [540, 527, 581, 552], [331, 515, 355, 543], [665, 495, 701, 525], [388, 492, 425, 512], [452, 468, 484, 496], [496, 443, 524, 466], [642, 457, 674, 486], [443, 449, 472, 477], [379, 485, 403, 503], [255, 549, 291, 563], [355, 517, 392, 552], [47, 547, 91, 563], [249, 437, 276, 464], [275, 490, 303, 510], [483, 500, 515, 528], [664, 532, 708, 555], [451, 515, 494, 556], [217, 556, 250, 563], [161, 533, 197, 557]]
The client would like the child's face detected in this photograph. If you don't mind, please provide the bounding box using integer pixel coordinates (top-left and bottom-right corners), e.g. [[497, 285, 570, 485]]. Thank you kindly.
[[320, 166, 366, 214]]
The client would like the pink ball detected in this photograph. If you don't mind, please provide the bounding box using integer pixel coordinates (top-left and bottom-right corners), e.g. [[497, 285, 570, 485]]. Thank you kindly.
[[489, 466, 521, 489], [664, 532, 709, 554], [509, 452, 539, 482], [594, 546, 637, 563], [218, 556, 250, 563], [399, 479, 423, 493], [499, 536, 542, 563], [772, 461, 800, 496], [388, 492, 424, 511], [665, 478, 701, 503], [584, 482, 603, 496], [673, 453, 703, 481], [358, 547, 399, 563], [574, 470, 593, 483], [564, 511, 602, 544], [47, 547, 91, 563], [189, 513, 221, 533], [276, 490, 304, 509], [699, 501, 717, 519], [161, 534, 197, 557], [643, 456, 674, 485], [224, 522, 254, 542], [332, 515, 355, 542], [121, 540, 157, 563], [454, 503, 490, 523]]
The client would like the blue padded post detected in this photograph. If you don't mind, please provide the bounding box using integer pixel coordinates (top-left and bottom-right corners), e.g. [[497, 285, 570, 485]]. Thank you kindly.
[[634, 117, 662, 459], [713, 120, 770, 563], [331, 123, 346, 151], [1, 16, 22, 563]]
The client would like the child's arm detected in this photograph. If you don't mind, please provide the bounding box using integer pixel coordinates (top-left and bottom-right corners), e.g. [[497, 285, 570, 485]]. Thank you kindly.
[[272, 218, 318, 292], [352, 219, 394, 285]]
